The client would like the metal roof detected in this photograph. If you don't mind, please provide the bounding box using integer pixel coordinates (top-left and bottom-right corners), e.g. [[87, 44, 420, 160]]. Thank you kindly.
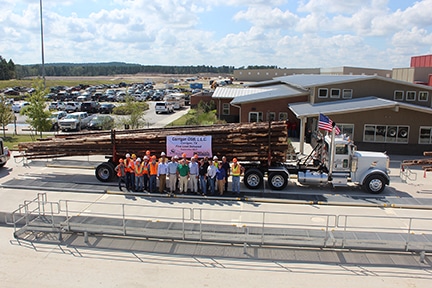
[[212, 86, 269, 99], [289, 96, 432, 118], [229, 85, 306, 104], [249, 74, 432, 91]]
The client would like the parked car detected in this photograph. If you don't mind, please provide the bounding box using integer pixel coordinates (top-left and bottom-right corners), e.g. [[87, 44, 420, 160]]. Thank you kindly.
[[80, 101, 100, 114], [48, 111, 67, 130], [77, 93, 91, 102], [88, 115, 115, 130], [155, 102, 174, 114], [11, 102, 30, 113], [58, 112, 91, 131], [98, 103, 115, 114], [56, 102, 66, 111], [65, 101, 81, 113], [48, 102, 59, 110]]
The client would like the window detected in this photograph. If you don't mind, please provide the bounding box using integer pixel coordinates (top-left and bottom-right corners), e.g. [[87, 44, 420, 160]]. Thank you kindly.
[[330, 89, 340, 98], [419, 91, 429, 102], [364, 124, 409, 143], [406, 91, 416, 101], [338, 124, 354, 139], [419, 127, 432, 144], [275, 72, 278, 76], [278, 112, 288, 121], [266, 72, 269, 75], [318, 88, 328, 98], [342, 89, 353, 99], [249, 112, 263, 122], [257, 72, 260, 75], [239, 71, 243, 75], [268, 112, 276, 121], [248, 72, 251, 75], [394, 90, 404, 101], [222, 103, 230, 115]]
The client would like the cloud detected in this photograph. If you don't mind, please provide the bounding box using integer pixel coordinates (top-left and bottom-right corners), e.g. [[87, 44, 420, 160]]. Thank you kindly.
[[1, 0, 432, 69]]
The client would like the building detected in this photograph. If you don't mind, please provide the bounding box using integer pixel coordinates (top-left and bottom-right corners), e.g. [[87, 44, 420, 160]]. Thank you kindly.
[[392, 54, 432, 86], [211, 74, 432, 155], [234, 66, 392, 82]]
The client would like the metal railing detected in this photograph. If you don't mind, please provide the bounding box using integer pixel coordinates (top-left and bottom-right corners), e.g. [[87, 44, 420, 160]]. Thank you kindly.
[[400, 163, 418, 182], [9, 194, 432, 253]]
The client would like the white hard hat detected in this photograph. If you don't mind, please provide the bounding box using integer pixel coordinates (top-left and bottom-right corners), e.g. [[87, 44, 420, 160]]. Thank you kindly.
[[136, 157, 141, 162], [126, 153, 131, 158], [213, 155, 218, 160], [144, 155, 149, 160], [161, 152, 166, 156]]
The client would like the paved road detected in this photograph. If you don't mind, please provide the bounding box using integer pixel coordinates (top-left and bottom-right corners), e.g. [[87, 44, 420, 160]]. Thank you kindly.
[[1, 151, 432, 287]]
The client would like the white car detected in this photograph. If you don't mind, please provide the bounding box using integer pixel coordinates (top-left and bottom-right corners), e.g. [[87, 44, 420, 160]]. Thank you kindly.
[[58, 112, 91, 131], [65, 102, 81, 113], [11, 102, 30, 113], [155, 102, 174, 114], [48, 111, 67, 130]]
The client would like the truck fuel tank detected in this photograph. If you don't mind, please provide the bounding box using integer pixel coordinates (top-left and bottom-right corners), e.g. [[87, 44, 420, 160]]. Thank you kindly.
[[298, 171, 328, 185]]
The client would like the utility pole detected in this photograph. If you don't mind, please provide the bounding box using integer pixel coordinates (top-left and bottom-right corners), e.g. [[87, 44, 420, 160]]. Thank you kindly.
[[39, 0, 46, 89]]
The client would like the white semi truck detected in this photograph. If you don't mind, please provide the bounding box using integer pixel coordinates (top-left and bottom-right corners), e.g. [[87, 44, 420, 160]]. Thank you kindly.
[[242, 130, 390, 194]]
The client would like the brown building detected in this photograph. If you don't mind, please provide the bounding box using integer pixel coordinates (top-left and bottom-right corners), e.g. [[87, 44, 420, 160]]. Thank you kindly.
[[212, 74, 432, 155]]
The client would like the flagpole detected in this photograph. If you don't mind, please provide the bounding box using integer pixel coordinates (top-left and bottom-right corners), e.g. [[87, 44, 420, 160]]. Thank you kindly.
[[328, 121, 337, 181]]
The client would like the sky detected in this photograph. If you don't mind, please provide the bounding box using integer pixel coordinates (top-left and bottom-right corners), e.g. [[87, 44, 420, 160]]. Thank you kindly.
[[1, 0, 432, 69]]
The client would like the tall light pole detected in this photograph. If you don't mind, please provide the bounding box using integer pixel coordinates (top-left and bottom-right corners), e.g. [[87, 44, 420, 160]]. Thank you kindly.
[[39, 0, 46, 88]]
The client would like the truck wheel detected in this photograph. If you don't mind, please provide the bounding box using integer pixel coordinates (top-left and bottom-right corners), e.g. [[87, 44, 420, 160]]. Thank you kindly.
[[95, 162, 115, 182], [244, 168, 263, 189], [363, 174, 386, 194], [268, 172, 288, 190]]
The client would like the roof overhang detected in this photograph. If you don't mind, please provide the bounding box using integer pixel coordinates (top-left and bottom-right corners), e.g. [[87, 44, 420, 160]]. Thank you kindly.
[[289, 96, 432, 118]]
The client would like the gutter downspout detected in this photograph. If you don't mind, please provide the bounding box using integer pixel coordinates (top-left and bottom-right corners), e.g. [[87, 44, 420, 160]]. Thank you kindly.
[[299, 116, 306, 155], [230, 103, 241, 123]]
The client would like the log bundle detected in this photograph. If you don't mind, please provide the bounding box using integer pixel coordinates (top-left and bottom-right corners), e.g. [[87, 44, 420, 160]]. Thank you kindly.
[[17, 122, 289, 163], [402, 151, 432, 172]]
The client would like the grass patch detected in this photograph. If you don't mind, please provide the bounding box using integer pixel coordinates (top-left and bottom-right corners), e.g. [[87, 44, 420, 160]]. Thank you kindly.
[[0, 78, 132, 90], [1, 133, 50, 150]]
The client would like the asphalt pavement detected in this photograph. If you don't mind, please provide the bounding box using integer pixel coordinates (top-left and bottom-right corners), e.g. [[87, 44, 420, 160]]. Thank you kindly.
[[1, 110, 432, 287]]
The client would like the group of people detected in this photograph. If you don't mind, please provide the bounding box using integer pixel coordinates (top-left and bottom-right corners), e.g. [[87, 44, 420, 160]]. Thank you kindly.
[[114, 151, 245, 196]]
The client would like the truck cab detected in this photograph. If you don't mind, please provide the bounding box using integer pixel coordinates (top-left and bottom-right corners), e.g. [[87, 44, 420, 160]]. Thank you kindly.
[[0, 138, 10, 167]]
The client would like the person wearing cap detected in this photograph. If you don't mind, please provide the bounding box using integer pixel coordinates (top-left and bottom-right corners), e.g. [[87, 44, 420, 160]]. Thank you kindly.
[[149, 155, 158, 193], [177, 158, 190, 194], [124, 153, 134, 191], [134, 158, 144, 192], [115, 158, 126, 191], [167, 155, 179, 194], [157, 152, 168, 193], [213, 155, 219, 168], [221, 156, 230, 193], [130, 154, 137, 191], [231, 158, 244, 195], [142, 155, 150, 192], [207, 159, 217, 195]]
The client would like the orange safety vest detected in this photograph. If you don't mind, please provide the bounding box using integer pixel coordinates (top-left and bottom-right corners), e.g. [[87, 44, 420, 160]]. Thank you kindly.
[[128, 159, 135, 174], [231, 164, 241, 176], [143, 162, 149, 174], [134, 163, 144, 177], [149, 162, 158, 175], [124, 158, 132, 173]]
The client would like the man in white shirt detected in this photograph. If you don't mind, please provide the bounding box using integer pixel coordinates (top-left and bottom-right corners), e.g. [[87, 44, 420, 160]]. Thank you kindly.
[[167, 155, 179, 194]]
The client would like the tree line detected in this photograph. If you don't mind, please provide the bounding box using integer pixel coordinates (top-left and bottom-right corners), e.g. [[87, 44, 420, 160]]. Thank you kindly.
[[0, 56, 16, 80], [14, 62, 235, 78]]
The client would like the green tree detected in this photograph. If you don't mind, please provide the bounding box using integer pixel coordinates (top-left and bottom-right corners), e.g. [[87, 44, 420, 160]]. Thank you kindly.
[[22, 78, 51, 137], [117, 97, 147, 129], [0, 95, 14, 137]]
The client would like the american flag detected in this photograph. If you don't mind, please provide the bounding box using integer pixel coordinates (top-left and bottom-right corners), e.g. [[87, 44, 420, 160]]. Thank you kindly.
[[318, 113, 341, 134]]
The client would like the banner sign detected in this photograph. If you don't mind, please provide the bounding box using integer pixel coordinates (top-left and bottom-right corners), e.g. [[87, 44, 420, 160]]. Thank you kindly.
[[166, 135, 212, 158]]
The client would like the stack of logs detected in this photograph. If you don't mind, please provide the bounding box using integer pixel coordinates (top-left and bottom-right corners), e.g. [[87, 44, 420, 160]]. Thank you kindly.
[[401, 151, 432, 172], [17, 121, 289, 163]]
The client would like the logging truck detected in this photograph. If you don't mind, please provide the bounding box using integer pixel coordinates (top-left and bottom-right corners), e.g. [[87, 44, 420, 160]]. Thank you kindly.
[[93, 125, 390, 194], [16, 121, 390, 193]]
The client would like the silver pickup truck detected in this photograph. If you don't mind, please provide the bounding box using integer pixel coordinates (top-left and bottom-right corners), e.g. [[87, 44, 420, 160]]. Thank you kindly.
[[58, 112, 91, 131]]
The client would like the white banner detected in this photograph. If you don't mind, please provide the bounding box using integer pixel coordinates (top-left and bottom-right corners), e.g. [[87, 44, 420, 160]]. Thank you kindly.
[[166, 135, 212, 158]]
